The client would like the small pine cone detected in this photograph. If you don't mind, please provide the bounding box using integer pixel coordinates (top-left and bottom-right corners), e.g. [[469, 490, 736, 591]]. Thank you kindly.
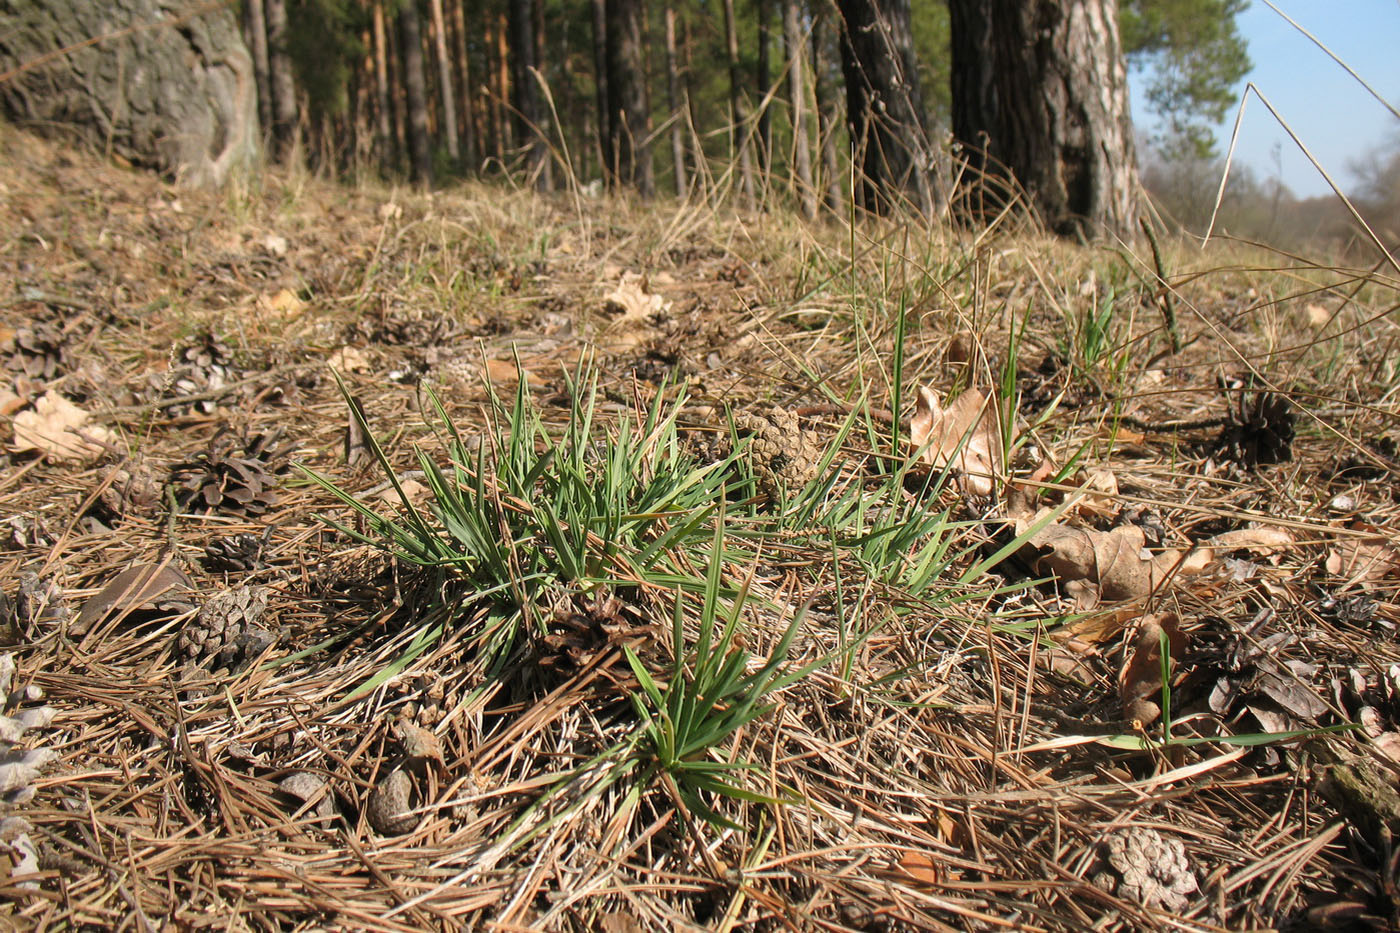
[[97, 464, 162, 520], [179, 585, 271, 671], [6, 323, 68, 381], [203, 532, 269, 573], [733, 406, 824, 500]]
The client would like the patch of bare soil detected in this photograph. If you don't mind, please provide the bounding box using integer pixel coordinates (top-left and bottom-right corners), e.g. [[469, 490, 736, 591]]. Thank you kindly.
[[2, 125, 1400, 930]]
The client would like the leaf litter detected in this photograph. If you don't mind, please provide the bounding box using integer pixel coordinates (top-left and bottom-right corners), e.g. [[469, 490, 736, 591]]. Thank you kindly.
[[0, 127, 1399, 928]]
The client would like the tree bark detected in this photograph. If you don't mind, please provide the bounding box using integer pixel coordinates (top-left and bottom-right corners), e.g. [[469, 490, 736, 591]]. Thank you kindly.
[[664, 2, 688, 197], [604, 0, 652, 196], [428, 0, 459, 165], [265, 0, 299, 163], [507, 0, 549, 187], [242, 0, 272, 134], [756, 0, 772, 180], [590, 0, 609, 181], [949, 0, 1139, 239], [812, 8, 844, 211], [0, 0, 259, 187], [450, 0, 475, 168], [784, 0, 816, 218], [722, 0, 756, 205], [398, 0, 434, 184], [835, 0, 934, 215], [372, 0, 396, 165]]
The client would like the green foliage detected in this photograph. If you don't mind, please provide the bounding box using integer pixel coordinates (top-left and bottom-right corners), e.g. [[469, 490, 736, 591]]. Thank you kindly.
[[1120, 0, 1252, 159], [300, 364, 736, 669], [286, 0, 367, 118], [624, 519, 812, 828]]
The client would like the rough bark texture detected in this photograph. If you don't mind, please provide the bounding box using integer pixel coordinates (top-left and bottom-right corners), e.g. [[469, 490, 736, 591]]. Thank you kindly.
[[397, 0, 433, 185], [0, 0, 257, 188], [835, 0, 934, 215], [664, 3, 688, 197], [722, 0, 755, 204], [264, 0, 297, 161], [428, 0, 459, 163], [242, 0, 272, 134], [508, 0, 549, 187], [811, 9, 844, 211], [603, 0, 652, 196], [784, 0, 815, 218], [949, 0, 1139, 240]]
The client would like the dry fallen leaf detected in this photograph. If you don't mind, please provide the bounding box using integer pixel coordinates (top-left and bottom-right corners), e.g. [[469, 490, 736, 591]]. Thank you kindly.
[[75, 561, 195, 634], [1119, 612, 1186, 726], [909, 386, 1004, 496], [257, 288, 305, 317], [394, 719, 445, 769], [11, 391, 113, 462], [603, 273, 669, 321], [1327, 534, 1400, 583], [328, 346, 371, 373]]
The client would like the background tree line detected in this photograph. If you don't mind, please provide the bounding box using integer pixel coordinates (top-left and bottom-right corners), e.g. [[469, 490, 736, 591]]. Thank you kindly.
[[232, 0, 1260, 239]]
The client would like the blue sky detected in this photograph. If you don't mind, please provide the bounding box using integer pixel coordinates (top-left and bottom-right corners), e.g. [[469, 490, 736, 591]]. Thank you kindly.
[[1128, 0, 1400, 198]]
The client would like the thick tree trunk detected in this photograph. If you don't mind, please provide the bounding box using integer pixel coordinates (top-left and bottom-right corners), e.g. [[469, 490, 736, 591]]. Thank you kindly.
[[835, 0, 934, 215], [507, 0, 549, 187], [397, 0, 434, 184], [372, 1, 396, 165], [428, 0, 459, 164], [664, 2, 688, 197], [949, 0, 1139, 239], [784, 0, 815, 218], [756, 0, 772, 180], [812, 9, 844, 211], [265, 0, 299, 162], [722, 0, 756, 205], [450, 0, 476, 169], [590, 0, 609, 181], [0, 0, 258, 187], [491, 10, 509, 161], [604, 0, 652, 196], [243, 0, 272, 135]]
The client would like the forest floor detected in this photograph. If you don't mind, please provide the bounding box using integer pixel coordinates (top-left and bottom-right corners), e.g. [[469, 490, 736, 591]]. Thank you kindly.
[[2, 125, 1400, 931]]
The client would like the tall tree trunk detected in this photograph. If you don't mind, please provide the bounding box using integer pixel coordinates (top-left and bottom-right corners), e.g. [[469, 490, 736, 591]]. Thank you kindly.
[[722, 0, 756, 205], [243, 0, 272, 135], [508, 0, 549, 187], [664, 2, 688, 197], [398, 0, 434, 184], [450, 0, 476, 169], [949, 0, 1138, 239], [604, 0, 652, 196], [590, 0, 609, 181], [755, 0, 772, 182], [812, 8, 844, 210], [492, 9, 509, 160], [784, 0, 815, 218], [428, 0, 459, 165], [265, 0, 298, 163], [372, 0, 395, 166], [835, 0, 933, 215], [532, 0, 552, 187]]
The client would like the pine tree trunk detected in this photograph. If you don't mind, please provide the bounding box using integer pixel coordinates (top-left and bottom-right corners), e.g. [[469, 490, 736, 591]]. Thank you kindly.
[[949, 0, 1139, 239], [664, 2, 688, 197], [492, 10, 509, 160], [835, 0, 933, 215], [398, 0, 434, 184], [811, 8, 843, 211], [372, 1, 396, 165], [428, 0, 459, 164], [450, 0, 476, 169], [784, 0, 815, 218], [604, 0, 652, 196], [265, 0, 299, 163], [756, 0, 772, 182], [243, 0, 272, 135], [722, 0, 756, 205], [590, 0, 609, 181], [508, 0, 549, 188]]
